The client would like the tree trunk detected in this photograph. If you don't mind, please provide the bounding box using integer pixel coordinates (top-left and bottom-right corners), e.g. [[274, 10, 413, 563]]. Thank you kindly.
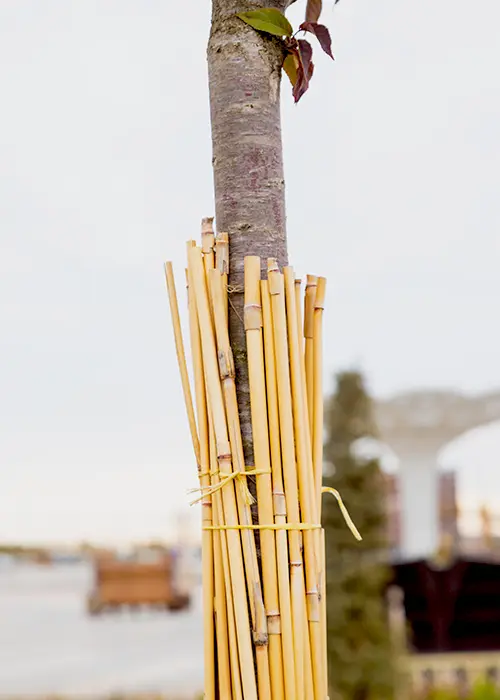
[[208, 0, 290, 468]]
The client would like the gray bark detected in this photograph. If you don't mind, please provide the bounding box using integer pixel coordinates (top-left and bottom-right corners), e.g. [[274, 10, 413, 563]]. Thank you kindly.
[[208, 0, 290, 468]]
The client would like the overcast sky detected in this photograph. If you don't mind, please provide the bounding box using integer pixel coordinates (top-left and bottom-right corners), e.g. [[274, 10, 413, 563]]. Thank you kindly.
[[1, 0, 499, 544]]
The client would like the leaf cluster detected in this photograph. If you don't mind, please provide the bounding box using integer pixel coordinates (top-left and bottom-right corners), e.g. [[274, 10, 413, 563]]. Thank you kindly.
[[237, 2, 337, 102]]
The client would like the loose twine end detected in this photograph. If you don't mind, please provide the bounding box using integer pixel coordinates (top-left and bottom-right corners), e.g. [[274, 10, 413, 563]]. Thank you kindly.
[[322, 486, 363, 541]]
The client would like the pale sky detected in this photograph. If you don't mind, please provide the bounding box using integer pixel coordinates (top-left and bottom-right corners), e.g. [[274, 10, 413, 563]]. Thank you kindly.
[[1, 1, 499, 544]]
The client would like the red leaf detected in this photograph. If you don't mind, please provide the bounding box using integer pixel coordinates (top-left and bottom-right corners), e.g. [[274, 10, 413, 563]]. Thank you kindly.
[[299, 21, 334, 59], [305, 0, 322, 22], [298, 39, 313, 74], [293, 39, 314, 103]]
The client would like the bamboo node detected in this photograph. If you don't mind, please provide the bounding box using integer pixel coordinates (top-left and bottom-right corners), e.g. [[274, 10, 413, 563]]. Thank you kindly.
[[254, 632, 269, 647], [267, 258, 279, 272], [289, 560, 303, 568], [244, 303, 263, 331], [305, 275, 318, 289], [272, 491, 287, 517], [217, 349, 235, 380], [322, 486, 362, 541], [267, 612, 281, 635], [201, 216, 214, 234], [215, 232, 229, 274], [202, 238, 214, 256]]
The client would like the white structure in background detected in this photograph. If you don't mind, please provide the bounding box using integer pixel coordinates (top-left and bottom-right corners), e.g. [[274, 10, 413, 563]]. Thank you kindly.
[[375, 391, 500, 560], [442, 420, 500, 542]]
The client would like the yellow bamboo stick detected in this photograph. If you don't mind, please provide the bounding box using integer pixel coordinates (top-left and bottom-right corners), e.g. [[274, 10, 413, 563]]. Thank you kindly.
[[209, 268, 271, 700], [217, 510, 244, 700], [261, 279, 297, 700], [313, 277, 327, 520], [295, 275, 318, 698], [209, 422, 241, 700], [299, 273, 324, 649], [186, 242, 232, 698], [284, 266, 323, 700], [245, 257, 284, 700], [209, 423, 233, 700], [164, 262, 200, 467], [215, 231, 229, 325], [185, 263, 216, 700], [197, 235, 241, 700], [202, 217, 215, 267], [202, 218, 215, 310], [313, 278, 328, 699], [304, 275, 318, 439], [295, 278, 304, 356], [320, 528, 328, 699], [188, 245, 258, 700], [303, 594, 315, 700], [295, 275, 317, 522], [267, 259, 308, 699]]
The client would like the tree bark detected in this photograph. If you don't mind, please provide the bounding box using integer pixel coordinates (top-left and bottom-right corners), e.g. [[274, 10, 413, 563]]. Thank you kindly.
[[208, 0, 290, 468]]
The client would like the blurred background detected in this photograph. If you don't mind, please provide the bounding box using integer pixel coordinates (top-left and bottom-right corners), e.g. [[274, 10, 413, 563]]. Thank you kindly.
[[1, 0, 499, 698]]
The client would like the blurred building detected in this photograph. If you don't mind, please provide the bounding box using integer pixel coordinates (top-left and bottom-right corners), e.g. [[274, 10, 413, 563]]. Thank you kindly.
[[374, 391, 500, 696], [375, 390, 500, 559]]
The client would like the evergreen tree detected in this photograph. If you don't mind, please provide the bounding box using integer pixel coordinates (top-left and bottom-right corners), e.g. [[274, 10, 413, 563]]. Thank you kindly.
[[323, 371, 395, 700]]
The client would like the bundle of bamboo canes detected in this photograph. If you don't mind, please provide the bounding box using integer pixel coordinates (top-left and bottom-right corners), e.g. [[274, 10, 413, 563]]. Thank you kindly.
[[165, 219, 360, 700]]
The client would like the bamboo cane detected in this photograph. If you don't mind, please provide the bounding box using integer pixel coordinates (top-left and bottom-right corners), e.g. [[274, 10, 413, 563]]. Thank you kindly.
[[295, 275, 319, 697], [295, 278, 304, 357], [320, 528, 328, 699], [197, 235, 241, 700], [244, 257, 284, 700], [313, 277, 328, 699], [185, 263, 216, 700], [301, 274, 325, 690], [313, 277, 327, 520], [202, 218, 215, 311], [185, 242, 232, 699], [164, 262, 200, 467], [267, 259, 308, 699], [209, 422, 233, 700], [202, 217, 215, 266], [215, 231, 229, 325], [295, 275, 317, 521], [209, 422, 242, 700], [284, 266, 323, 700], [188, 245, 258, 700], [208, 268, 272, 700], [304, 275, 318, 439], [304, 593, 315, 700], [261, 279, 297, 700]]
